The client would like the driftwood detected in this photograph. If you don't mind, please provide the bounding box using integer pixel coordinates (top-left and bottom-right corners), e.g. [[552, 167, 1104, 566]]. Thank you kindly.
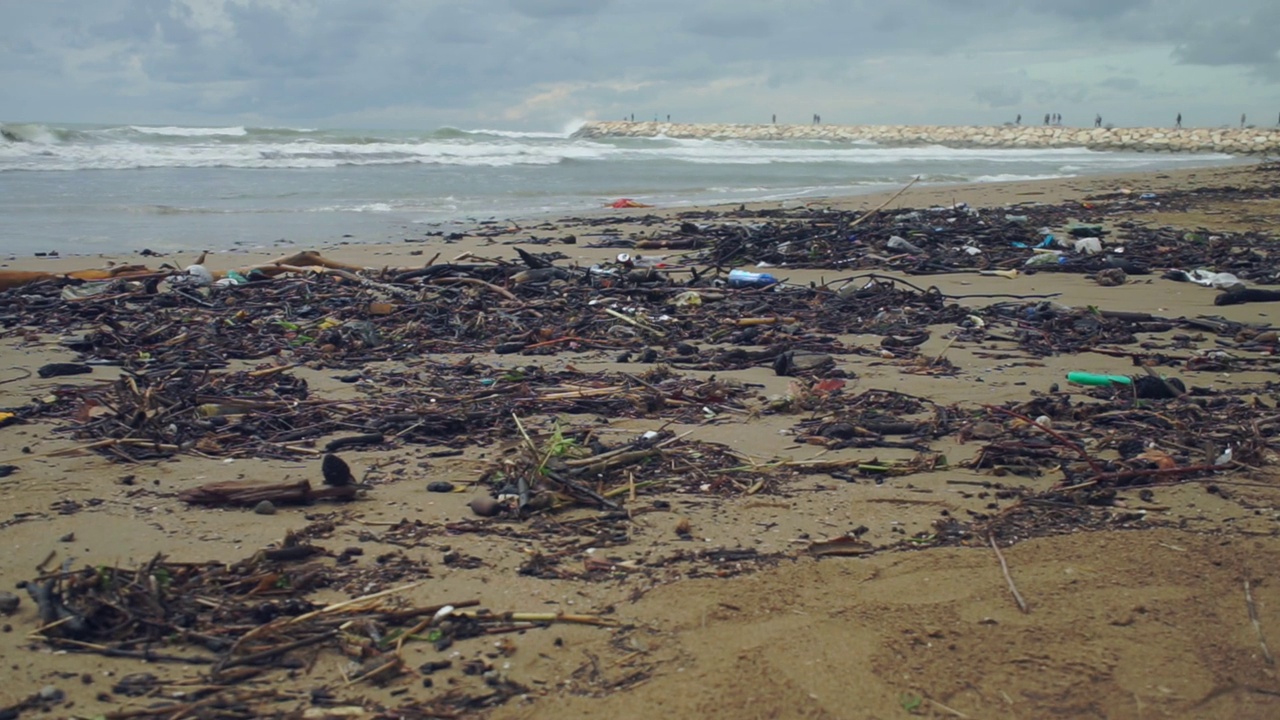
[[0, 251, 400, 292], [178, 479, 358, 507]]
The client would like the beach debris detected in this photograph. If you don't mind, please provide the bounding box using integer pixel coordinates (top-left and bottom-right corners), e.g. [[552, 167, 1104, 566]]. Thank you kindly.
[[468, 495, 503, 517], [36, 362, 92, 379], [609, 198, 652, 208], [1094, 267, 1127, 286], [11, 533, 613, 716], [179, 479, 361, 507], [322, 453, 357, 487]]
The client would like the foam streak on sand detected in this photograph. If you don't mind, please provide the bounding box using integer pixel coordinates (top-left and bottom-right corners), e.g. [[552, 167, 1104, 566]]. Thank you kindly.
[[576, 120, 1280, 155]]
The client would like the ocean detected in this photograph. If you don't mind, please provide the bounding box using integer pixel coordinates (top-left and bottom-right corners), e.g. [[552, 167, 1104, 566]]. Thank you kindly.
[[0, 121, 1245, 256]]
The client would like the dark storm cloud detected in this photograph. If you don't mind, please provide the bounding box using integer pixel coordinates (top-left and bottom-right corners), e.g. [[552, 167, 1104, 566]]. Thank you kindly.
[[1171, 5, 1280, 78]]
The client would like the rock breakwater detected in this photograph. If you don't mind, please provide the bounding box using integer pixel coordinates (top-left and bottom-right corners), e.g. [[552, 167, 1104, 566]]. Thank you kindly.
[[574, 121, 1280, 155]]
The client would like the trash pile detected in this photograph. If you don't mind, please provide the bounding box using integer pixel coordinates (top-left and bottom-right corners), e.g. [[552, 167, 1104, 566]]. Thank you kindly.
[[10, 528, 611, 718]]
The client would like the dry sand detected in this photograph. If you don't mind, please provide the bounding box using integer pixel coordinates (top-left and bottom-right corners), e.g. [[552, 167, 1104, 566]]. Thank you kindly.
[[1, 163, 1279, 719]]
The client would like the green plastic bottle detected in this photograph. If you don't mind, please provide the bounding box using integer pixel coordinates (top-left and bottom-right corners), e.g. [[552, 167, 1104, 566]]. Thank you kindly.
[[1066, 372, 1132, 387]]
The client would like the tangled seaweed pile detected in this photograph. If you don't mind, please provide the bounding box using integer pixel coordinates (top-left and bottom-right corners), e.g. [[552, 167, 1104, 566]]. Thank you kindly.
[[15, 528, 610, 719]]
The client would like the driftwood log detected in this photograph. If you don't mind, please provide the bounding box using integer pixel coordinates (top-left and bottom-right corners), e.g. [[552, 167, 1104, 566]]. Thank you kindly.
[[178, 479, 358, 507]]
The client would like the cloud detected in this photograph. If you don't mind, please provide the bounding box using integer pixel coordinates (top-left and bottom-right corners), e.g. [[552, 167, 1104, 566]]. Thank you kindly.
[[1171, 5, 1280, 79], [509, 0, 611, 19], [1098, 77, 1142, 92], [0, 0, 1276, 128], [974, 86, 1022, 108]]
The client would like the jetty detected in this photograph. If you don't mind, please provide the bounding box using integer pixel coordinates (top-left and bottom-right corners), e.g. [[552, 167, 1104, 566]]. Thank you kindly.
[[574, 120, 1280, 155]]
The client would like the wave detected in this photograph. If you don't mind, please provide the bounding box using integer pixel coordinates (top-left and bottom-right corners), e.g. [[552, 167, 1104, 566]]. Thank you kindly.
[[128, 125, 248, 137], [469, 127, 572, 140], [0, 120, 1240, 172], [0, 122, 92, 144], [968, 173, 1075, 183]]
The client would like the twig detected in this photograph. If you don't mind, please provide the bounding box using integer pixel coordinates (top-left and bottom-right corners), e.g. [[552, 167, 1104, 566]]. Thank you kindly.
[[985, 404, 1102, 474], [989, 535, 1029, 614], [1244, 579, 1275, 665], [0, 368, 33, 385], [1056, 463, 1219, 491], [214, 630, 337, 674], [926, 697, 971, 718], [427, 276, 519, 301], [846, 176, 920, 229]]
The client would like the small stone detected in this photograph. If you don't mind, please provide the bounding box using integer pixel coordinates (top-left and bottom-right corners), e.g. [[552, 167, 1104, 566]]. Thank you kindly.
[[969, 421, 1004, 440], [0, 591, 19, 615], [426, 481, 456, 493], [1095, 267, 1127, 287], [59, 532, 75, 542], [468, 496, 501, 517], [253, 500, 276, 515], [39, 685, 64, 702]]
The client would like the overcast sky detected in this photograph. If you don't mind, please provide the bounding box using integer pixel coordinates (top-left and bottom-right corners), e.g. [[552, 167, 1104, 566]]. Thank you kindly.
[[3, 0, 1278, 131]]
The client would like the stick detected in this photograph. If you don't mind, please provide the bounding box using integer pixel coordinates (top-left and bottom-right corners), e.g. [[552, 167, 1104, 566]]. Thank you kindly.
[[427, 276, 519, 301], [846, 176, 920, 230], [1244, 579, 1275, 665], [989, 535, 1029, 614], [985, 405, 1103, 474]]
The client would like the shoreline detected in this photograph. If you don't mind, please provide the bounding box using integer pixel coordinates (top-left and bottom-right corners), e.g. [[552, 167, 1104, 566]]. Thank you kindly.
[[0, 160, 1262, 273]]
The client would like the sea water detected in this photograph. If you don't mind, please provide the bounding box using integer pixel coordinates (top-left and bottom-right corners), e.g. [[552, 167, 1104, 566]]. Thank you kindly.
[[0, 120, 1245, 256]]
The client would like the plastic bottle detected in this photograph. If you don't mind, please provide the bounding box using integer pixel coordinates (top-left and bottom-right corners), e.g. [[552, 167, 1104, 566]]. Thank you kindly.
[[1066, 372, 1132, 387], [727, 269, 779, 288], [886, 235, 925, 254], [183, 265, 214, 287], [1073, 237, 1102, 255], [616, 253, 669, 268], [1024, 251, 1066, 266]]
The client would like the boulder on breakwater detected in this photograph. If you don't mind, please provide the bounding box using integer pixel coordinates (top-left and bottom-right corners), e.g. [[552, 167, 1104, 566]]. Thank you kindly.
[[573, 121, 1280, 156]]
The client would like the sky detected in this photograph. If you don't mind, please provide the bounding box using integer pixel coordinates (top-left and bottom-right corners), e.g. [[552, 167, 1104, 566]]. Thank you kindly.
[[2, 0, 1279, 131]]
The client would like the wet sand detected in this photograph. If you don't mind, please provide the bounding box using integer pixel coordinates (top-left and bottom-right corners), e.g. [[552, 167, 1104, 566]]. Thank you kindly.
[[1, 163, 1279, 719]]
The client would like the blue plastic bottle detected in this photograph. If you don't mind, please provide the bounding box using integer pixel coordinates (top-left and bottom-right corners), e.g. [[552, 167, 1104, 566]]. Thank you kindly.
[[727, 269, 779, 288]]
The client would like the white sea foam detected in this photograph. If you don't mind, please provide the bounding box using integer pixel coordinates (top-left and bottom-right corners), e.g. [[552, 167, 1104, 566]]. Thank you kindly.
[[128, 125, 249, 137], [969, 173, 1074, 183], [0, 122, 1239, 173]]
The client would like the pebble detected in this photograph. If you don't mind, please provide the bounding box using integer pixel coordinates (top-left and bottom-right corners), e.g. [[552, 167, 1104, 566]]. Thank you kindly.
[[0, 591, 19, 615], [426, 481, 455, 493], [468, 496, 501, 517], [253, 500, 277, 515], [39, 685, 64, 702]]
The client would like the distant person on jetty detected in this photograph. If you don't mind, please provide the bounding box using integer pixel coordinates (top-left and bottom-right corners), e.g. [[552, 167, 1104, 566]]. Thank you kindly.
[[1044, 113, 1050, 125], [772, 114, 776, 124], [1176, 113, 1182, 128], [1015, 114, 1021, 125], [1241, 113, 1247, 128], [1095, 114, 1102, 128]]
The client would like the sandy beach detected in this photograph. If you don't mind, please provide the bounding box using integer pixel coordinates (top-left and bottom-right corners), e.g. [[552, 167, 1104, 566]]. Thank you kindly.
[[2, 162, 1279, 719]]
